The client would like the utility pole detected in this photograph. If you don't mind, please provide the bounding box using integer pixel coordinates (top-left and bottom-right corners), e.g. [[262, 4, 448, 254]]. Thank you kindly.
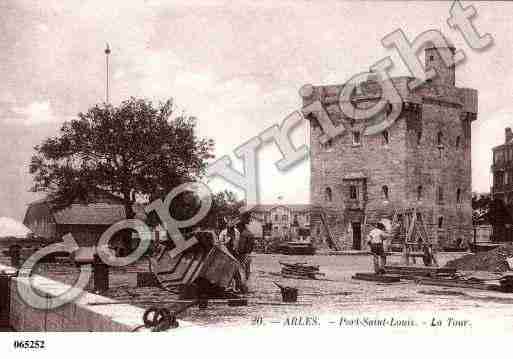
[[105, 43, 111, 103]]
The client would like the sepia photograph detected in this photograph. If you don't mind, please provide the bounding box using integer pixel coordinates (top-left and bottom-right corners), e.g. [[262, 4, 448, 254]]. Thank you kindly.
[[0, 0, 512, 355]]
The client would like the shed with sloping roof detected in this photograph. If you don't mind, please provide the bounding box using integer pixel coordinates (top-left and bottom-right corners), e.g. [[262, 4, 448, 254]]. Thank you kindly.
[[23, 194, 129, 247]]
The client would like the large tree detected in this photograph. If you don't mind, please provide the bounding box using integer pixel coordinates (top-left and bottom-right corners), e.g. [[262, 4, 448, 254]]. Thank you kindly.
[[29, 97, 214, 219]]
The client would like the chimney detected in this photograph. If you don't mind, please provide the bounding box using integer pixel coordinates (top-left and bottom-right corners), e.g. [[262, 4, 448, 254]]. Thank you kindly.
[[506, 127, 513, 143]]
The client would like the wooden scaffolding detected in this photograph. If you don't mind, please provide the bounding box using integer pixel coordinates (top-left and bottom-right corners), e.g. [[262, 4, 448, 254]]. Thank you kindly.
[[391, 207, 438, 266]]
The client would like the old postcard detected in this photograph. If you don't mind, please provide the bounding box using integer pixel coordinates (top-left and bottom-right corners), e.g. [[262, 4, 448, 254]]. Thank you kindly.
[[0, 0, 512, 356]]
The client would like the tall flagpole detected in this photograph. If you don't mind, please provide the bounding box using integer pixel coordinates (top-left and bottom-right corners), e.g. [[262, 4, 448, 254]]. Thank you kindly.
[[105, 43, 111, 103]]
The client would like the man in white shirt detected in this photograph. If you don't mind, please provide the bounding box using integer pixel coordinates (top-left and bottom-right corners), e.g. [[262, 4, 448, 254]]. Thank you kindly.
[[366, 222, 391, 274]]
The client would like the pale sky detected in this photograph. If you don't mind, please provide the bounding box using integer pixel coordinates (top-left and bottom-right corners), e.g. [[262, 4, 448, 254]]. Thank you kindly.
[[0, 0, 511, 220]]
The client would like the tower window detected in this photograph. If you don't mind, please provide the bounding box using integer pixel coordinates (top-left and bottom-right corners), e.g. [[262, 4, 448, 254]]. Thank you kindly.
[[385, 102, 393, 116], [349, 185, 358, 200], [417, 131, 422, 145], [325, 187, 332, 202], [382, 185, 389, 201], [383, 130, 389, 145], [417, 185, 423, 201], [437, 131, 443, 146], [438, 186, 444, 203], [438, 216, 444, 228], [321, 139, 333, 150], [456, 188, 462, 203], [429, 55, 435, 61], [456, 136, 461, 148], [352, 131, 361, 145]]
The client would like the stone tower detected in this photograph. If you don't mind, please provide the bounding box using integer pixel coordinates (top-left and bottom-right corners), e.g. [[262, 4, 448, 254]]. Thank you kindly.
[[302, 46, 478, 251], [425, 46, 456, 87]]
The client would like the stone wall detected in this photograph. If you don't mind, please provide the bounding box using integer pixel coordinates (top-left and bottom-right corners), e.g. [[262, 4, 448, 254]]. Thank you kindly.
[[305, 77, 476, 250], [0, 264, 190, 331], [405, 101, 473, 247]]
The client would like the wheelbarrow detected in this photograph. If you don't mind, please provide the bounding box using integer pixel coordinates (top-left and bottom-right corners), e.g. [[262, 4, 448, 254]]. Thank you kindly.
[[273, 282, 298, 303]]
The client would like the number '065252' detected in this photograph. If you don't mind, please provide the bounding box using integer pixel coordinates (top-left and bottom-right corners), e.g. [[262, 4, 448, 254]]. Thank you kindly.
[[13, 340, 45, 349]]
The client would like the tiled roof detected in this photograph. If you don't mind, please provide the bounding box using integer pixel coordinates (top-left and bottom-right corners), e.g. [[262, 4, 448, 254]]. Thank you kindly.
[[53, 204, 127, 225], [29, 195, 148, 225]]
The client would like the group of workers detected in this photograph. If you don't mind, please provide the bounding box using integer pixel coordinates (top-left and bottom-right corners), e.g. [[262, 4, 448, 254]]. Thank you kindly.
[[212, 213, 436, 289], [216, 212, 255, 293]]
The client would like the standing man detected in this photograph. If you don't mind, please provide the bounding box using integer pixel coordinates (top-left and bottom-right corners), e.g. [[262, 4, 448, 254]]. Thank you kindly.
[[366, 222, 391, 274], [236, 212, 255, 280], [218, 216, 249, 293], [218, 217, 240, 257]]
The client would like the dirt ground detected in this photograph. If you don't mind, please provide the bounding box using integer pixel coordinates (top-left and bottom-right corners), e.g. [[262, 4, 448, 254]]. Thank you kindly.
[[18, 252, 513, 329]]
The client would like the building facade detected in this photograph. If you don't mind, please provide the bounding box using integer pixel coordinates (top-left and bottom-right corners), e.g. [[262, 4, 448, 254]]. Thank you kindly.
[[302, 46, 477, 250], [248, 204, 310, 239], [490, 128, 513, 242], [491, 128, 513, 204]]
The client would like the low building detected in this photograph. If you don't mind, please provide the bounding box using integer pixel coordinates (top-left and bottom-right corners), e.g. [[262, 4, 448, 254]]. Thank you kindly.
[[248, 204, 311, 239], [23, 196, 126, 247], [23, 193, 151, 254]]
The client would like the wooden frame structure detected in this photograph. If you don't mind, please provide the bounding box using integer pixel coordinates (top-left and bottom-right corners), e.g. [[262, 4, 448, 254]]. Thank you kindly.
[[391, 208, 438, 266]]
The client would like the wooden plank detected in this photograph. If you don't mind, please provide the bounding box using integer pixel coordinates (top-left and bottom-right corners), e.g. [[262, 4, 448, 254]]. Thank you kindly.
[[352, 272, 401, 283], [385, 265, 456, 274], [416, 278, 500, 291]]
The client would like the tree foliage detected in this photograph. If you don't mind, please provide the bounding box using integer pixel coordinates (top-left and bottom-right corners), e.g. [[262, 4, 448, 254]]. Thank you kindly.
[[472, 193, 491, 225], [29, 97, 214, 218], [472, 193, 513, 225], [197, 190, 244, 231]]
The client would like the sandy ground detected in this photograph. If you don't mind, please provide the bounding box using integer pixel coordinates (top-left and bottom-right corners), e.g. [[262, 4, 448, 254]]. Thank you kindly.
[[10, 252, 513, 330]]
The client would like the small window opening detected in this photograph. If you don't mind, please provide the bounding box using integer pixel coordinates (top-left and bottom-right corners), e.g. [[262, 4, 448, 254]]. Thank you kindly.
[[437, 131, 443, 146], [349, 185, 358, 200], [325, 187, 332, 202], [382, 185, 389, 201], [383, 130, 389, 145], [352, 131, 361, 145]]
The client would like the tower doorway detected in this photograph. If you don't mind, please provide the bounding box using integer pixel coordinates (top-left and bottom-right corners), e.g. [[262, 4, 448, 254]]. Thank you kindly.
[[352, 222, 362, 250]]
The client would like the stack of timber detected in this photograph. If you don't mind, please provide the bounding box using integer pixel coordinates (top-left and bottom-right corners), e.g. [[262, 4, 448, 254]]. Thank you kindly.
[[279, 262, 324, 279], [352, 273, 401, 283], [384, 265, 457, 279], [414, 270, 513, 293], [277, 241, 316, 255]]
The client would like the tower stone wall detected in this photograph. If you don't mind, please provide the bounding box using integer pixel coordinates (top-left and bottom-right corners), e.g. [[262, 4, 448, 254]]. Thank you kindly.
[[303, 47, 477, 250]]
